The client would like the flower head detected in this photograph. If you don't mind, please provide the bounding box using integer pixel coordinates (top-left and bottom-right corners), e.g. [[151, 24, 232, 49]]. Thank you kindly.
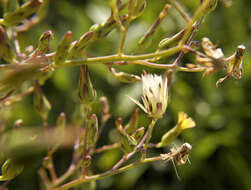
[[128, 73, 168, 119], [177, 112, 196, 130]]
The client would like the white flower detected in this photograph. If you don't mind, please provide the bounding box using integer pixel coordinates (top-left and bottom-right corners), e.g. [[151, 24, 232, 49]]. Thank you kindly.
[[128, 74, 168, 119]]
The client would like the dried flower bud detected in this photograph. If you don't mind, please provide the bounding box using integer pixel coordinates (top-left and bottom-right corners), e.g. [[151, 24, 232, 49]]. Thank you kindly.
[[128, 73, 168, 119], [109, 67, 141, 83], [54, 31, 73, 65], [0, 159, 24, 181], [77, 65, 96, 105], [1, 0, 43, 26], [201, 38, 224, 60], [216, 44, 246, 87], [196, 38, 225, 77], [161, 143, 192, 165], [227, 45, 245, 79], [173, 143, 192, 166]]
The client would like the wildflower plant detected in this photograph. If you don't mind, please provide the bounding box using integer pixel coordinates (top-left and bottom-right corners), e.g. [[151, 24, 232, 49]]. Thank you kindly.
[[0, 0, 246, 190]]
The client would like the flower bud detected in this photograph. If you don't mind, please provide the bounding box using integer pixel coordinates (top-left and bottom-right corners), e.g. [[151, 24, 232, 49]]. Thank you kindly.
[[116, 118, 137, 154], [77, 65, 96, 105], [86, 114, 99, 149], [67, 31, 93, 59], [54, 31, 73, 65], [36, 30, 54, 54], [1, 0, 43, 26], [125, 108, 140, 134], [158, 29, 185, 50]]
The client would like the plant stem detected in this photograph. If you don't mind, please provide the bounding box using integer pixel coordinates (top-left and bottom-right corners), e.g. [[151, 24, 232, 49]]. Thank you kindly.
[[51, 161, 82, 188], [61, 45, 182, 68], [142, 118, 157, 159], [53, 155, 167, 190], [91, 142, 120, 154], [179, 0, 210, 45], [119, 18, 130, 55], [169, 0, 191, 23]]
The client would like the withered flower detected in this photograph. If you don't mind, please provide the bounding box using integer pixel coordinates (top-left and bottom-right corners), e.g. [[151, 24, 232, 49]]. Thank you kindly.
[[195, 37, 225, 76]]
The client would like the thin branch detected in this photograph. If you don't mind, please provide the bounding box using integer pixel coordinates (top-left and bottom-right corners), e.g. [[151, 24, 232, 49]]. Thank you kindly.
[[53, 155, 165, 190], [169, 0, 191, 23]]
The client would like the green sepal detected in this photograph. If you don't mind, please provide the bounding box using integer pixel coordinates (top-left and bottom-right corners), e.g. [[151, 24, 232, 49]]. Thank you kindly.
[[33, 81, 51, 121], [86, 114, 99, 149], [125, 108, 140, 134], [156, 125, 180, 148], [0, 159, 24, 181], [132, 127, 145, 143], [77, 65, 96, 105], [54, 31, 73, 65], [0, 26, 16, 63], [67, 31, 93, 59], [50, 112, 66, 153], [116, 119, 137, 154], [36, 30, 54, 54]]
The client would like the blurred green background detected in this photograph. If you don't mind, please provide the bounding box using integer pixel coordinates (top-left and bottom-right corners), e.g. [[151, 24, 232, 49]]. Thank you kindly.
[[1, 0, 251, 189]]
